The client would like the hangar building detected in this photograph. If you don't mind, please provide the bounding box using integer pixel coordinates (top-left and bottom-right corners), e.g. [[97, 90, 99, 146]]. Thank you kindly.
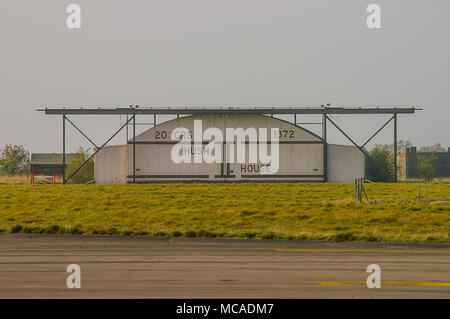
[[94, 114, 364, 183]]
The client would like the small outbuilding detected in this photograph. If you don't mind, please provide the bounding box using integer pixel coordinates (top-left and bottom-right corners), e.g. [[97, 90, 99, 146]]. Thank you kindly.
[[30, 153, 78, 176]]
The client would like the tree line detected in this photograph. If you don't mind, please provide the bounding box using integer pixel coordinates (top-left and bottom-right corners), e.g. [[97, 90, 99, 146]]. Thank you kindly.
[[365, 140, 443, 182], [0, 142, 445, 183], [0, 145, 94, 184]]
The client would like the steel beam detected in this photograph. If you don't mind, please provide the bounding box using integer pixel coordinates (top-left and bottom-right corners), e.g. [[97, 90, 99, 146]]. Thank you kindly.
[[65, 116, 99, 149], [361, 115, 395, 149], [40, 107, 420, 115], [326, 116, 369, 157], [64, 116, 134, 184]]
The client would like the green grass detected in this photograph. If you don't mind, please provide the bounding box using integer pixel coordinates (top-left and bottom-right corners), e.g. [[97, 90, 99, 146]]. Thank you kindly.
[[0, 182, 448, 243]]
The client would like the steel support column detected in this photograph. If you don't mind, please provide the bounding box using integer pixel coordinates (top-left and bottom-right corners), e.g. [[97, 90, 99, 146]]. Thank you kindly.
[[62, 115, 66, 184], [322, 114, 328, 182], [126, 114, 129, 143], [133, 114, 136, 183], [394, 113, 398, 183]]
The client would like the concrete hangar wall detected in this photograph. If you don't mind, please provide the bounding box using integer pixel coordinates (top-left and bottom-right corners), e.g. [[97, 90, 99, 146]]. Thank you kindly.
[[94, 114, 364, 183]]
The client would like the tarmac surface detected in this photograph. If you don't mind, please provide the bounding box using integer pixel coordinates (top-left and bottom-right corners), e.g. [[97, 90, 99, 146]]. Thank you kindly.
[[0, 234, 449, 298]]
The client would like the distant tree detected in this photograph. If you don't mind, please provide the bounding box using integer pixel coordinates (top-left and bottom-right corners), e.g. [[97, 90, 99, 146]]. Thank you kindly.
[[365, 144, 395, 182], [418, 143, 446, 152], [396, 140, 413, 153], [416, 153, 437, 180], [65, 148, 94, 184], [379, 140, 412, 153], [0, 145, 30, 176]]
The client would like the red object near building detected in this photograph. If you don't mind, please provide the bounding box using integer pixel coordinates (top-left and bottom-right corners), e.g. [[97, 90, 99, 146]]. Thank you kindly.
[[30, 153, 78, 183]]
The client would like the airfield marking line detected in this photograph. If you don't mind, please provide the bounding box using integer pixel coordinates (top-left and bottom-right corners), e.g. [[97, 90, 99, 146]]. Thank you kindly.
[[275, 249, 450, 254], [316, 281, 450, 287]]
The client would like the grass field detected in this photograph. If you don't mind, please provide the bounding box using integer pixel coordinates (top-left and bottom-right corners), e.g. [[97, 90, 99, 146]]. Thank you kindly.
[[0, 182, 448, 243], [0, 175, 30, 185]]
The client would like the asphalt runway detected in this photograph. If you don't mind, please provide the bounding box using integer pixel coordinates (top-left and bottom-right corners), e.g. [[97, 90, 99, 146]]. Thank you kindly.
[[0, 234, 449, 298]]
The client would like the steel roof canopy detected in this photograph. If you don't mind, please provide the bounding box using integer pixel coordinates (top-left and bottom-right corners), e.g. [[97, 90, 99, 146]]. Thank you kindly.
[[40, 105, 420, 184], [38, 106, 420, 115]]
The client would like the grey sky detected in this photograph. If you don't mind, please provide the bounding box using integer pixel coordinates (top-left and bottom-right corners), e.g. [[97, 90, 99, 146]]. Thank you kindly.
[[0, 0, 449, 153]]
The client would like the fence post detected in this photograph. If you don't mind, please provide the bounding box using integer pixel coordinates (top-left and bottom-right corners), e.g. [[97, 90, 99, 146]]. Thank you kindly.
[[358, 179, 361, 202], [418, 181, 421, 202], [359, 179, 361, 202], [361, 178, 369, 202], [355, 179, 359, 202], [355, 178, 362, 203], [355, 178, 370, 203], [359, 178, 361, 202]]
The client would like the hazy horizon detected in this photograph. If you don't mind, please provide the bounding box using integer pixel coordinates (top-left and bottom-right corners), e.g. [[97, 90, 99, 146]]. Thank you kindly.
[[1, 0, 449, 153]]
